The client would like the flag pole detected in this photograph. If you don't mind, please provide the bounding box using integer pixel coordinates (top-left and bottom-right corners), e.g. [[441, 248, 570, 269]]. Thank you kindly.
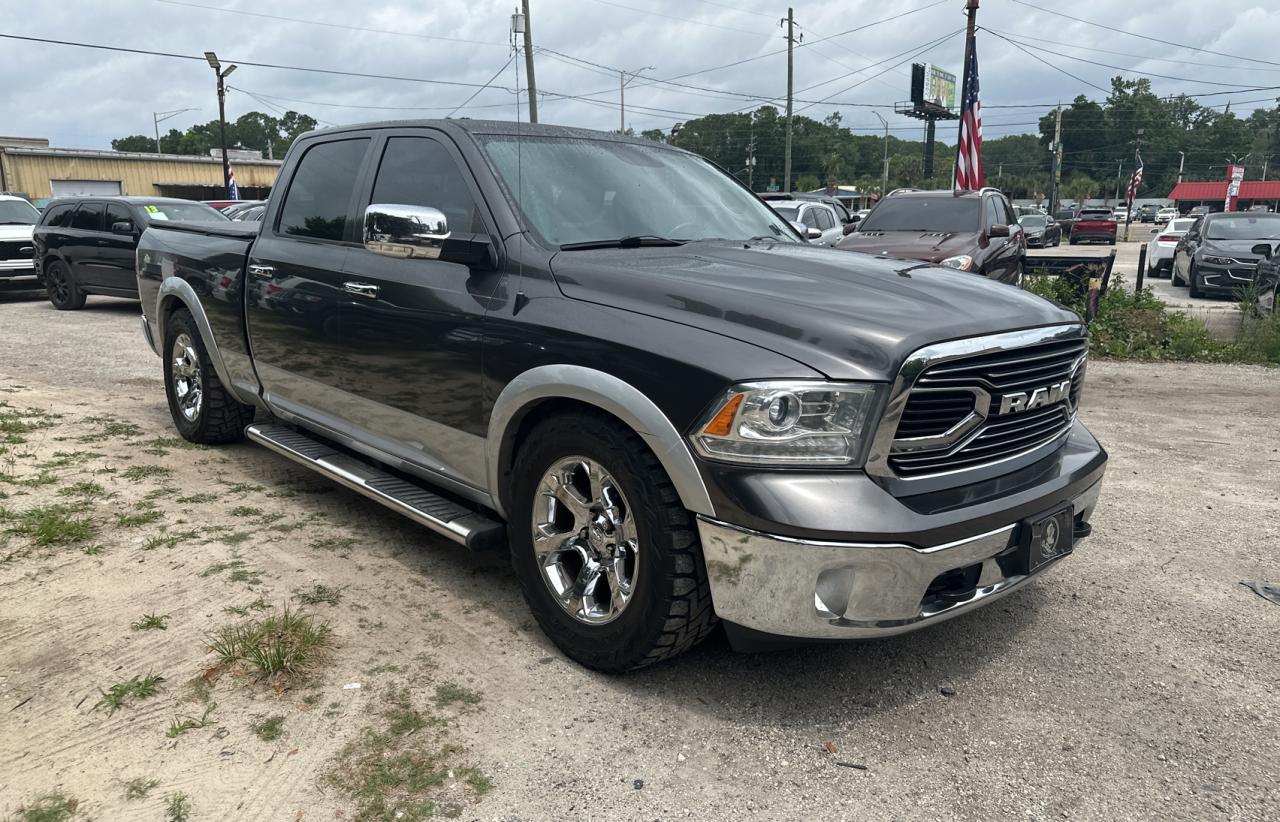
[[954, 0, 980, 191]]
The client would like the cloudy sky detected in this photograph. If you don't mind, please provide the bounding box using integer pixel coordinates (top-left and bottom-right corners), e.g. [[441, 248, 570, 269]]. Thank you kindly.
[[4, 0, 1279, 150]]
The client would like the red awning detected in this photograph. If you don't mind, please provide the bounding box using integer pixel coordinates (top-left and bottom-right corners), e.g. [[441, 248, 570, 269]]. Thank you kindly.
[[1168, 180, 1280, 200]]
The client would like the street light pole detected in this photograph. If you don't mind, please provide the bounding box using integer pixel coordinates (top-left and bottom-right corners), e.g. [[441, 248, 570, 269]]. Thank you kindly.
[[873, 111, 890, 198], [152, 108, 198, 154], [618, 66, 654, 134], [204, 52, 237, 198], [1177, 150, 1185, 184]]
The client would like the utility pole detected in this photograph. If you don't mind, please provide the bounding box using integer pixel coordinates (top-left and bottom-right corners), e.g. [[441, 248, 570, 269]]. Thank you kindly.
[[783, 8, 795, 192], [873, 111, 890, 198], [153, 108, 197, 154], [745, 137, 757, 190], [1262, 155, 1270, 182], [619, 66, 655, 133], [1177, 150, 1185, 184], [204, 52, 237, 198], [1048, 103, 1062, 212], [521, 0, 538, 123], [1113, 160, 1123, 204]]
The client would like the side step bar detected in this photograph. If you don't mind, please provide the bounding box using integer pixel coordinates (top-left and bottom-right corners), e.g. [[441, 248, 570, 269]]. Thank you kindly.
[[245, 423, 506, 551]]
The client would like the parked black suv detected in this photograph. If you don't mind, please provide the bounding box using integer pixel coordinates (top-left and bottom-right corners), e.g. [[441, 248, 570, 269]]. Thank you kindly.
[[835, 188, 1027, 284], [33, 197, 226, 309], [135, 120, 1107, 671]]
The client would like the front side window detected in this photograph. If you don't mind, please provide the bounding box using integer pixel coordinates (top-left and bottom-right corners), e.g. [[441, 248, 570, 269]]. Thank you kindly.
[[814, 207, 835, 230], [479, 135, 795, 246], [278, 138, 370, 241], [984, 197, 1002, 229], [104, 203, 132, 231], [859, 197, 980, 233], [370, 136, 480, 234], [800, 207, 820, 229], [0, 199, 40, 225], [70, 202, 104, 231]]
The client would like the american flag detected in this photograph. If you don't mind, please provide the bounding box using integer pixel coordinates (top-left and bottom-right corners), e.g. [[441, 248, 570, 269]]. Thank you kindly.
[[1126, 153, 1143, 204], [226, 161, 240, 200], [954, 40, 983, 190]]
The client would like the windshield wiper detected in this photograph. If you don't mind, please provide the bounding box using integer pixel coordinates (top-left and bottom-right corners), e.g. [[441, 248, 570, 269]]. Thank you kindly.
[[559, 235, 686, 251]]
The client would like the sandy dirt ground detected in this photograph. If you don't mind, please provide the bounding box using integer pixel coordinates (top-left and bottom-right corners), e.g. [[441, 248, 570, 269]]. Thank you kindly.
[[1, 292, 1278, 821]]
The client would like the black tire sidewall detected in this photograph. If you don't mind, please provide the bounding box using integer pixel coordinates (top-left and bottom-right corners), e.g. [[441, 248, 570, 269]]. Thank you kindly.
[[508, 415, 687, 671], [45, 261, 83, 310]]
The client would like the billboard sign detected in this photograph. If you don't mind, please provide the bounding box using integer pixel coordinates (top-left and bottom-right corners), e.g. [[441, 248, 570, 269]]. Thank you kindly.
[[924, 65, 956, 111]]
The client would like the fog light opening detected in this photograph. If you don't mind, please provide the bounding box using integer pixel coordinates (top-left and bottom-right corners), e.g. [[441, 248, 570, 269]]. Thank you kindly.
[[815, 566, 856, 620]]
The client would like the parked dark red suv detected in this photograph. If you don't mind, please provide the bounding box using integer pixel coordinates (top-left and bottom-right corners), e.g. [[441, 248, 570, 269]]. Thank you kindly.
[[835, 188, 1027, 285]]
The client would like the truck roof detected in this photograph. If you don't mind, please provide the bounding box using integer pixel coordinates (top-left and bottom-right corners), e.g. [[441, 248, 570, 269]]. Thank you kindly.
[[295, 119, 672, 149]]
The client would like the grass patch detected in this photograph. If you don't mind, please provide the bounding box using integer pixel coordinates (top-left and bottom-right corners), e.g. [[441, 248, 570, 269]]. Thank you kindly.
[[326, 688, 489, 821], [433, 682, 482, 709], [121, 465, 174, 483], [115, 509, 164, 528], [4, 504, 96, 546], [252, 714, 286, 741], [200, 557, 265, 587], [293, 584, 342, 606], [167, 702, 217, 738], [131, 613, 169, 631], [95, 672, 164, 715], [58, 480, 106, 500], [222, 531, 253, 547], [0, 402, 60, 437], [175, 492, 217, 505], [223, 596, 272, 617], [77, 415, 142, 442], [230, 505, 262, 517], [164, 791, 192, 822], [143, 436, 209, 456], [310, 535, 357, 554], [123, 777, 160, 800], [206, 605, 333, 686], [225, 482, 265, 494], [13, 791, 78, 821]]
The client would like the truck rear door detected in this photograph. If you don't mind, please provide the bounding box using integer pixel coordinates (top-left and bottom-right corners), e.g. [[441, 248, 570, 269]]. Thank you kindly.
[[243, 136, 371, 420]]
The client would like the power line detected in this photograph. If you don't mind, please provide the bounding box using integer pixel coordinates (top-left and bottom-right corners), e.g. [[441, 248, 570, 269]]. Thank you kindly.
[[983, 29, 1110, 93], [447, 56, 518, 118], [153, 0, 507, 48], [1009, 0, 1280, 69], [985, 28, 1280, 74]]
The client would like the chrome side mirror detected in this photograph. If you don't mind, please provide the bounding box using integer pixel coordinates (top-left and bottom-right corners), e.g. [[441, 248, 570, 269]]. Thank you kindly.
[[363, 203, 450, 259]]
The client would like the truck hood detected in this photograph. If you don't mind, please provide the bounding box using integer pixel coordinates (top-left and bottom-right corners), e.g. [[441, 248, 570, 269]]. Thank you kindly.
[[834, 230, 974, 264], [548, 241, 1078, 381], [0, 224, 35, 242]]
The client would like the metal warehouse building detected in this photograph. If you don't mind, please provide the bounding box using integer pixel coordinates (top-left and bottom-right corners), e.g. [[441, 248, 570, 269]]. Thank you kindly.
[[0, 137, 281, 207]]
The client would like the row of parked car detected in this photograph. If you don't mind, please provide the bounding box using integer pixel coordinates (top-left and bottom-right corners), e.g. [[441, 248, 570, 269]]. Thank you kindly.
[[1144, 210, 1280, 301], [0, 195, 265, 308]]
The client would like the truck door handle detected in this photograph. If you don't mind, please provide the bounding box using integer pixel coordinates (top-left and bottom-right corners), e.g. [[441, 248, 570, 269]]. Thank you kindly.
[[344, 281, 379, 298], [248, 263, 275, 280]]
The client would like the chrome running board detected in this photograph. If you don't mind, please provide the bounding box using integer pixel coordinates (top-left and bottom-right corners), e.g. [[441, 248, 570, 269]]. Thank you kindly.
[[245, 423, 505, 551]]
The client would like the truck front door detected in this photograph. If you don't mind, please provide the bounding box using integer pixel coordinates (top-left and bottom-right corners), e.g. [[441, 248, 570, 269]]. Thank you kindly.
[[328, 131, 498, 492]]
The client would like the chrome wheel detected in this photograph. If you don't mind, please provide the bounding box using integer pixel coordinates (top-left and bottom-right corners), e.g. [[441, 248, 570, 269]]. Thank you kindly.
[[531, 456, 639, 625], [170, 333, 203, 422]]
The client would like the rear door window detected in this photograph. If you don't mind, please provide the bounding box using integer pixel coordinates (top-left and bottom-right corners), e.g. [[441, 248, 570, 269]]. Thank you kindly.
[[277, 138, 371, 242], [70, 202, 104, 231], [40, 203, 74, 227]]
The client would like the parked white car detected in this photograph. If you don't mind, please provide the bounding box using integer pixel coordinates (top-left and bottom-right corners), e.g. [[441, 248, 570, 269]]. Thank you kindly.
[[0, 194, 41, 290], [1146, 217, 1196, 278], [1155, 207, 1178, 224], [769, 200, 844, 247]]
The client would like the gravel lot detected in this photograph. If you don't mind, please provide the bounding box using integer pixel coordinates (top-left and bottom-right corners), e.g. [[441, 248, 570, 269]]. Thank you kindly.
[[1, 290, 1277, 820]]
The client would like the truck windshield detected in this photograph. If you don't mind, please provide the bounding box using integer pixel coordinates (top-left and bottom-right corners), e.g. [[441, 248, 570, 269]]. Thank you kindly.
[[857, 197, 979, 233], [1205, 214, 1280, 240], [479, 136, 796, 247], [0, 199, 40, 225]]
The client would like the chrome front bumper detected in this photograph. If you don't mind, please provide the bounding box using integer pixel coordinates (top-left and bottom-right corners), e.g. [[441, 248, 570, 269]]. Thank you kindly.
[[699, 479, 1103, 639]]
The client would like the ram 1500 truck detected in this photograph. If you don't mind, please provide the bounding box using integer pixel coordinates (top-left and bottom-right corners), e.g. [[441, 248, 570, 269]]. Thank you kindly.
[[136, 120, 1107, 672]]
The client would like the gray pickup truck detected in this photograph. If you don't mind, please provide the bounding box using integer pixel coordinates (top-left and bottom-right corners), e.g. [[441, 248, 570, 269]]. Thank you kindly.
[[135, 120, 1107, 671]]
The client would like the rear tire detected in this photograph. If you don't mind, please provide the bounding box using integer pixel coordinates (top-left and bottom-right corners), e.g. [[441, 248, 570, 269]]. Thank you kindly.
[[44, 260, 86, 310], [1069, 237, 1078, 245], [508, 412, 716, 672], [162, 308, 254, 444]]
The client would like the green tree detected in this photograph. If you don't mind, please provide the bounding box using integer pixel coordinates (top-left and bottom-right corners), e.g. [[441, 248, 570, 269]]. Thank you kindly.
[[111, 135, 158, 152]]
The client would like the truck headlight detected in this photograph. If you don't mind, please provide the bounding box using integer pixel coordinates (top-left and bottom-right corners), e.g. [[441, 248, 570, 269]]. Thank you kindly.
[[1201, 255, 1235, 266], [940, 255, 974, 270], [691, 381, 884, 466]]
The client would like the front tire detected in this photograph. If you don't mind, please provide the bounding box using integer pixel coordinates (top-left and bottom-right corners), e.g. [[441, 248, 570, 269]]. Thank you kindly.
[[1188, 264, 1203, 298], [45, 260, 86, 310], [162, 308, 254, 444], [509, 412, 716, 672]]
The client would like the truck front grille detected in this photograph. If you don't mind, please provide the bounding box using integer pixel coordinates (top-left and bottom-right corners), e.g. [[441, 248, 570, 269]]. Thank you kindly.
[[0, 241, 34, 261], [886, 334, 1087, 478]]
